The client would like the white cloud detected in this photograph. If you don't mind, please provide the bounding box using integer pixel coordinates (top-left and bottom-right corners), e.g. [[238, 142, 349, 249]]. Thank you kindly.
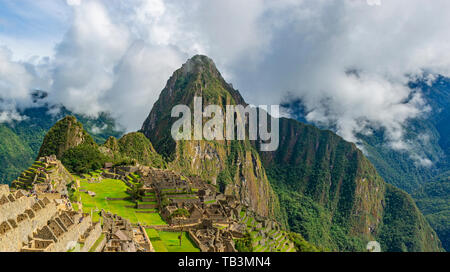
[[2, 0, 450, 165], [66, 0, 82, 6], [0, 47, 32, 103], [0, 110, 28, 123], [367, 0, 381, 6], [0, 47, 34, 123]]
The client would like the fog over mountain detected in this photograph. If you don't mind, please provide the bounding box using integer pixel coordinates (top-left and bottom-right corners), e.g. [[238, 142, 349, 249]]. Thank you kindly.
[[2, 0, 450, 164]]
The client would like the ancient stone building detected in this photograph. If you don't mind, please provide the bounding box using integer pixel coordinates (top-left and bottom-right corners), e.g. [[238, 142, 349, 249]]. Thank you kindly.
[[188, 220, 237, 252], [101, 211, 152, 252], [0, 185, 99, 252]]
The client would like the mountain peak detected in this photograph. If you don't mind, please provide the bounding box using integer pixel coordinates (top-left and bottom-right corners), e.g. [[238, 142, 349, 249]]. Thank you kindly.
[[37, 115, 95, 159], [180, 55, 219, 75], [141, 55, 246, 153]]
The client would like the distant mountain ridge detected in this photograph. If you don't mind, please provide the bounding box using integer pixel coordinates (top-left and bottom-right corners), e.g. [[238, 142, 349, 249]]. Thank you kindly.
[[0, 102, 123, 184]]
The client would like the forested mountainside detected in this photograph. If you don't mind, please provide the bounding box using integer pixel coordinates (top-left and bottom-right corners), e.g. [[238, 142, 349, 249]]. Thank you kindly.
[[258, 118, 442, 251], [282, 75, 450, 251], [0, 102, 123, 184], [413, 177, 450, 251]]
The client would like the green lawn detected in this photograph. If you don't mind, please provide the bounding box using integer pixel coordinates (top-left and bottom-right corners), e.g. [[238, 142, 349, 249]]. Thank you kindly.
[[145, 230, 200, 252], [73, 178, 167, 225]]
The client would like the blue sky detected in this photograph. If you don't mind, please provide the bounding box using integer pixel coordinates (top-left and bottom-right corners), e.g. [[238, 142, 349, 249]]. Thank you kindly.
[[0, 0, 70, 59]]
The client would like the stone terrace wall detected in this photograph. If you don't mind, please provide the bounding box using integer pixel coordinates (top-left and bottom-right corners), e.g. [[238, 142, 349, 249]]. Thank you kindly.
[[49, 215, 91, 252], [0, 193, 33, 223], [0, 199, 57, 252], [81, 222, 102, 252], [188, 230, 209, 252]]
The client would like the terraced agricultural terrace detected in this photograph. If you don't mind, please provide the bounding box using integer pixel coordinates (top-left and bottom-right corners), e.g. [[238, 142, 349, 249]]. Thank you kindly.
[[239, 211, 296, 252]]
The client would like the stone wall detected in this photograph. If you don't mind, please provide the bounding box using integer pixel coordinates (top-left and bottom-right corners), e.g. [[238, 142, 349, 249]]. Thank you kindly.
[[81, 222, 102, 252], [137, 203, 158, 209], [47, 215, 91, 252], [93, 235, 106, 252], [188, 230, 209, 252], [0, 199, 57, 252], [0, 193, 33, 223]]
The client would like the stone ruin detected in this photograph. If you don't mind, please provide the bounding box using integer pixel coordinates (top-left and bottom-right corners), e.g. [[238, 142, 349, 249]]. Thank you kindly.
[[161, 200, 239, 226], [11, 156, 72, 195], [135, 168, 242, 227], [101, 211, 151, 252], [0, 184, 99, 252], [91, 164, 292, 252], [188, 220, 237, 252]]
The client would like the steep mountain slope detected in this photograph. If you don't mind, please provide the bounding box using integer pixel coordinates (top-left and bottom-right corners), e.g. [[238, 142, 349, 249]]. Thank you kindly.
[[0, 125, 34, 184], [259, 117, 442, 251], [141, 55, 281, 219], [0, 103, 123, 184], [38, 116, 97, 159], [282, 76, 450, 249], [37, 116, 110, 174], [100, 132, 165, 168], [360, 74, 450, 192], [413, 177, 450, 251]]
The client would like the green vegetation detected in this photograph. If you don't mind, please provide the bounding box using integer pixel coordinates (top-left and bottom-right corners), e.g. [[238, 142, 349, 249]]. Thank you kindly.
[[262, 117, 443, 252], [145, 229, 200, 252], [0, 105, 122, 185], [38, 116, 96, 159], [377, 184, 443, 252], [116, 132, 165, 168], [217, 170, 232, 193], [0, 125, 34, 184], [288, 232, 321, 252], [72, 178, 166, 225], [62, 144, 108, 173], [234, 233, 253, 252], [412, 179, 450, 251], [170, 208, 190, 219], [129, 182, 144, 201]]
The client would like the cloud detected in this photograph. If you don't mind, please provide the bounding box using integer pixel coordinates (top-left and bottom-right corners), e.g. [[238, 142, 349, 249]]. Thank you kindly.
[[0, 46, 34, 123], [367, 0, 381, 6], [2, 0, 450, 166], [0, 110, 28, 123], [66, 0, 82, 6], [47, 0, 187, 130]]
